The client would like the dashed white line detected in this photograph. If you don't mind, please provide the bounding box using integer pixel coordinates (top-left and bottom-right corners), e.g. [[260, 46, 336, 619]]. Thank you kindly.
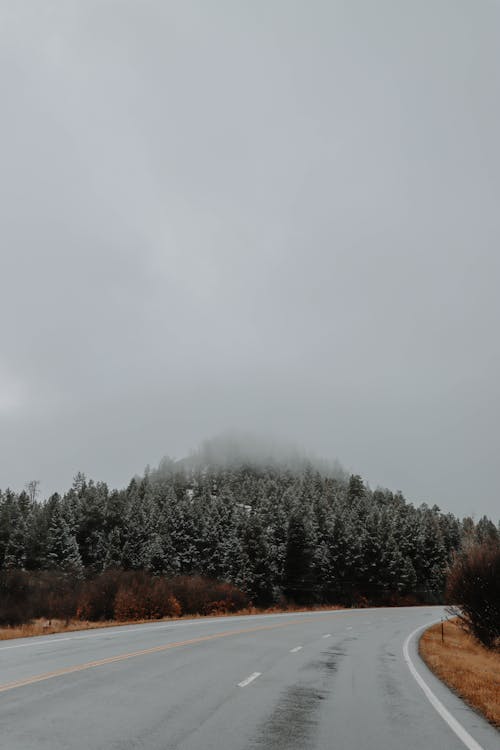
[[322, 633, 331, 639], [346, 626, 353, 630], [290, 645, 303, 653], [0, 610, 347, 652], [238, 672, 261, 688], [403, 622, 484, 750]]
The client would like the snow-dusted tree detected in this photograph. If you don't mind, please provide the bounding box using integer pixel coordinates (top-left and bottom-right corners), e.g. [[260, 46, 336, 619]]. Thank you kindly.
[[0, 450, 487, 606], [103, 527, 123, 569], [475, 515, 499, 546], [348, 474, 365, 503], [241, 511, 274, 604], [46, 506, 83, 577], [283, 509, 315, 603], [3, 509, 28, 569]]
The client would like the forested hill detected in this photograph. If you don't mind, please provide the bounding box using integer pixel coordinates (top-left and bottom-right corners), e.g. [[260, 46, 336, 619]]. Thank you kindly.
[[1, 457, 498, 605]]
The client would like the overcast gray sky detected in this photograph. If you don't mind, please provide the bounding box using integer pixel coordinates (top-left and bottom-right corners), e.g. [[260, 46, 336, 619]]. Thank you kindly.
[[1, 1, 499, 518]]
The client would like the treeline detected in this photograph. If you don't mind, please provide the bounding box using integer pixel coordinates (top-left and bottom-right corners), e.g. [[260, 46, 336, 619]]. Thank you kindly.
[[1, 459, 499, 622]]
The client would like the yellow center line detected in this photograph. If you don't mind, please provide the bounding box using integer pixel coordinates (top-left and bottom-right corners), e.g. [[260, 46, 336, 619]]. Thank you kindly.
[[0, 614, 339, 695]]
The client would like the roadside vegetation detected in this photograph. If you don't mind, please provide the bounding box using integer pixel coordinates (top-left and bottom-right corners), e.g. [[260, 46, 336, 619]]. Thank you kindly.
[[445, 541, 500, 648], [419, 619, 500, 728], [0, 570, 249, 630], [420, 540, 500, 728], [0, 603, 345, 642], [1, 442, 499, 630], [0, 567, 346, 641]]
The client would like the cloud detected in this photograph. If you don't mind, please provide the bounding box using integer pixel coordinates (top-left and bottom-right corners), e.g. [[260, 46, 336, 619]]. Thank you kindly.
[[0, 1, 499, 519], [0, 369, 25, 415]]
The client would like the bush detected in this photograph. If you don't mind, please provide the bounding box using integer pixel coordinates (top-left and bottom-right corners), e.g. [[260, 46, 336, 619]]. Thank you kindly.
[[0, 570, 81, 625], [114, 574, 181, 621], [446, 542, 500, 648], [0, 570, 34, 625], [170, 575, 249, 615], [42, 573, 80, 622], [76, 569, 125, 620], [0, 570, 246, 626]]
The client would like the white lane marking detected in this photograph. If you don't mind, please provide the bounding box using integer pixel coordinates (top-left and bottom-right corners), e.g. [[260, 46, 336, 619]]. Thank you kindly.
[[0, 612, 336, 651], [0, 616, 254, 651], [0, 637, 76, 650], [0, 626, 174, 651], [322, 634, 331, 639], [290, 645, 303, 653], [346, 626, 352, 630], [238, 672, 261, 687], [0, 606, 443, 651], [403, 622, 484, 750]]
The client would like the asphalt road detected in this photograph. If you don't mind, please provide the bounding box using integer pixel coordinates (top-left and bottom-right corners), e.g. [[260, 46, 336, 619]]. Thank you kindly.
[[0, 606, 497, 750]]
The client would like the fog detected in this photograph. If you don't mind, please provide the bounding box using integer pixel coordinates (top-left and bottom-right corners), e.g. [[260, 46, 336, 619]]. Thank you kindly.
[[171, 432, 347, 479], [1, 1, 499, 518]]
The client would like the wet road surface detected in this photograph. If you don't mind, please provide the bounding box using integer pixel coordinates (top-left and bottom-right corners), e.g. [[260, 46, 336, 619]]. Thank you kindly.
[[0, 607, 498, 750]]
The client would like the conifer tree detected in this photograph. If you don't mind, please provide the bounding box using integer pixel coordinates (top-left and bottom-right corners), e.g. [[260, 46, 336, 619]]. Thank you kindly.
[[46, 507, 83, 577], [283, 510, 315, 603], [3, 508, 28, 569]]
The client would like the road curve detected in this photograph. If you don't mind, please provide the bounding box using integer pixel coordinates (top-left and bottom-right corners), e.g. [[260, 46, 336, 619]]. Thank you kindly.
[[0, 606, 497, 749]]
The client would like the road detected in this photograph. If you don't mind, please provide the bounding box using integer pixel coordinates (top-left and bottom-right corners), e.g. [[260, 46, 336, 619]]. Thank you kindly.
[[0, 606, 497, 750]]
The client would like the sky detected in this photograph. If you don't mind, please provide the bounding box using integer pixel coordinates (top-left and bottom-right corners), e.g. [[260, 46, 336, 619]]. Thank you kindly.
[[0, 1, 499, 519]]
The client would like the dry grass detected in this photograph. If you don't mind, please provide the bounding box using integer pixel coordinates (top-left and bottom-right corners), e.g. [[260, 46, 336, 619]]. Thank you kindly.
[[419, 619, 500, 728], [0, 604, 345, 642], [0, 619, 135, 640]]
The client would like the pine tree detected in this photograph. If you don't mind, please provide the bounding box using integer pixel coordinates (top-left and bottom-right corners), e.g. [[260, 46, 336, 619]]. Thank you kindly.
[[475, 516, 499, 546], [0, 453, 483, 606], [3, 509, 28, 569], [348, 474, 365, 503], [242, 511, 274, 604], [46, 507, 83, 576], [103, 527, 123, 569], [283, 511, 315, 604]]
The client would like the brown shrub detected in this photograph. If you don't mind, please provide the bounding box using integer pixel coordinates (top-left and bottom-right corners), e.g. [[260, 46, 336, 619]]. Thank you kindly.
[[446, 542, 500, 649], [113, 573, 182, 621], [0, 570, 35, 625], [114, 587, 141, 621], [170, 575, 249, 615], [1, 569, 245, 626], [76, 569, 125, 620], [0, 570, 82, 625]]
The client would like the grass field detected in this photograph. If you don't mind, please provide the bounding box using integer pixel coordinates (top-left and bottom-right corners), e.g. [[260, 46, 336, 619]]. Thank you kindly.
[[419, 619, 500, 728]]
